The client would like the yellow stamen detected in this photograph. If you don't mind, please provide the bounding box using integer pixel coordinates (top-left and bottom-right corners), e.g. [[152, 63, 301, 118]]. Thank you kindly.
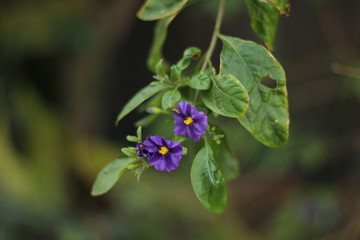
[[159, 146, 169, 155], [184, 116, 194, 125]]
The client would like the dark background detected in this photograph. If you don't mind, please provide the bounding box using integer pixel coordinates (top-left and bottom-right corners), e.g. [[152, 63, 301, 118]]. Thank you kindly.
[[0, 0, 360, 239]]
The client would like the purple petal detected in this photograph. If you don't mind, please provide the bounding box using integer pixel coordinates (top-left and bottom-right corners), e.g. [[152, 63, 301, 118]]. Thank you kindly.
[[166, 154, 181, 171], [148, 152, 182, 172], [165, 139, 181, 149], [144, 136, 162, 153], [192, 122, 207, 135], [148, 136, 165, 146], [173, 112, 185, 124], [177, 102, 193, 117], [193, 112, 208, 126], [187, 127, 201, 141], [149, 154, 167, 171], [174, 124, 187, 136]]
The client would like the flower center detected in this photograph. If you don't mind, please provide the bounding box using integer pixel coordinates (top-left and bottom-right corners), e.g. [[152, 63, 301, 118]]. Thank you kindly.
[[184, 116, 194, 125], [159, 146, 169, 155]]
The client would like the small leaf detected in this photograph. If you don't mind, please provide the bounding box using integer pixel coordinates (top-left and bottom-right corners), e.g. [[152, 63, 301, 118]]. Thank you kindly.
[[182, 146, 188, 156], [137, 0, 188, 21], [176, 47, 201, 71], [191, 143, 227, 213], [121, 147, 138, 158], [187, 71, 211, 90], [116, 82, 172, 124], [126, 135, 139, 142], [170, 65, 181, 82], [137, 126, 142, 141], [147, 16, 174, 73], [219, 35, 289, 147], [245, 0, 279, 50], [162, 89, 181, 109], [155, 59, 169, 82], [202, 74, 250, 118], [91, 158, 136, 196]]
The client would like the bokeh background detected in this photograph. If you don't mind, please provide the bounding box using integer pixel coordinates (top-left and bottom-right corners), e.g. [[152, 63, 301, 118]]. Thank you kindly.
[[1, 0, 360, 239]]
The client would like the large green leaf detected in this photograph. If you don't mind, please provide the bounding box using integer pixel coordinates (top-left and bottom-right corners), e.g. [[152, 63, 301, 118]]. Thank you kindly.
[[147, 16, 174, 73], [191, 143, 227, 213], [91, 158, 135, 196], [202, 74, 250, 118], [137, 0, 188, 21], [219, 35, 289, 148], [245, 0, 279, 50], [116, 82, 172, 124]]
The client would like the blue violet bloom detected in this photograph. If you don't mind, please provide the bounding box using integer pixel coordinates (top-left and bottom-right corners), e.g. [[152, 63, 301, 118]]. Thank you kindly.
[[172, 101, 208, 141], [142, 136, 183, 172]]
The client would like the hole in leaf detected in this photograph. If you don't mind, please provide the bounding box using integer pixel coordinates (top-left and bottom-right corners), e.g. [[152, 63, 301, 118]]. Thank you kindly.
[[260, 76, 277, 89]]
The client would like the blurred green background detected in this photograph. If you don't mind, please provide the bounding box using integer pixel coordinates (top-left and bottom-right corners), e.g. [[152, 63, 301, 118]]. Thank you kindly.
[[1, 0, 360, 239]]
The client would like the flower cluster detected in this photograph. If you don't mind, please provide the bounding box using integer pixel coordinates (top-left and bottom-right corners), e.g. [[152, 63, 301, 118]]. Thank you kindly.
[[137, 101, 208, 172]]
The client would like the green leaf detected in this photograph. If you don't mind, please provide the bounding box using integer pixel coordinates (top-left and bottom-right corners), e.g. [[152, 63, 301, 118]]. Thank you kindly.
[[147, 16, 174, 73], [191, 143, 227, 213], [137, 126, 142, 141], [219, 35, 289, 147], [168, 47, 201, 83], [126, 135, 139, 143], [202, 74, 250, 118], [137, 0, 188, 21], [170, 65, 181, 82], [155, 59, 169, 82], [116, 82, 172, 124], [162, 89, 181, 109], [176, 47, 201, 71], [268, 0, 290, 15], [91, 158, 136, 196], [121, 147, 138, 158], [245, 0, 279, 50], [187, 71, 211, 90]]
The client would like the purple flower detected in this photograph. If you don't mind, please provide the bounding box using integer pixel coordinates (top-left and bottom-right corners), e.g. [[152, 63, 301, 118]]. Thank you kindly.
[[143, 136, 183, 172], [172, 101, 208, 141], [136, 142, 148, 157]]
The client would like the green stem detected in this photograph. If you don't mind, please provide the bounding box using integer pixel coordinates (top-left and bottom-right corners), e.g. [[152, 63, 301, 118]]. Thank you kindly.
[[200, 0, 225, 72], [194, 0, 225, 104]]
